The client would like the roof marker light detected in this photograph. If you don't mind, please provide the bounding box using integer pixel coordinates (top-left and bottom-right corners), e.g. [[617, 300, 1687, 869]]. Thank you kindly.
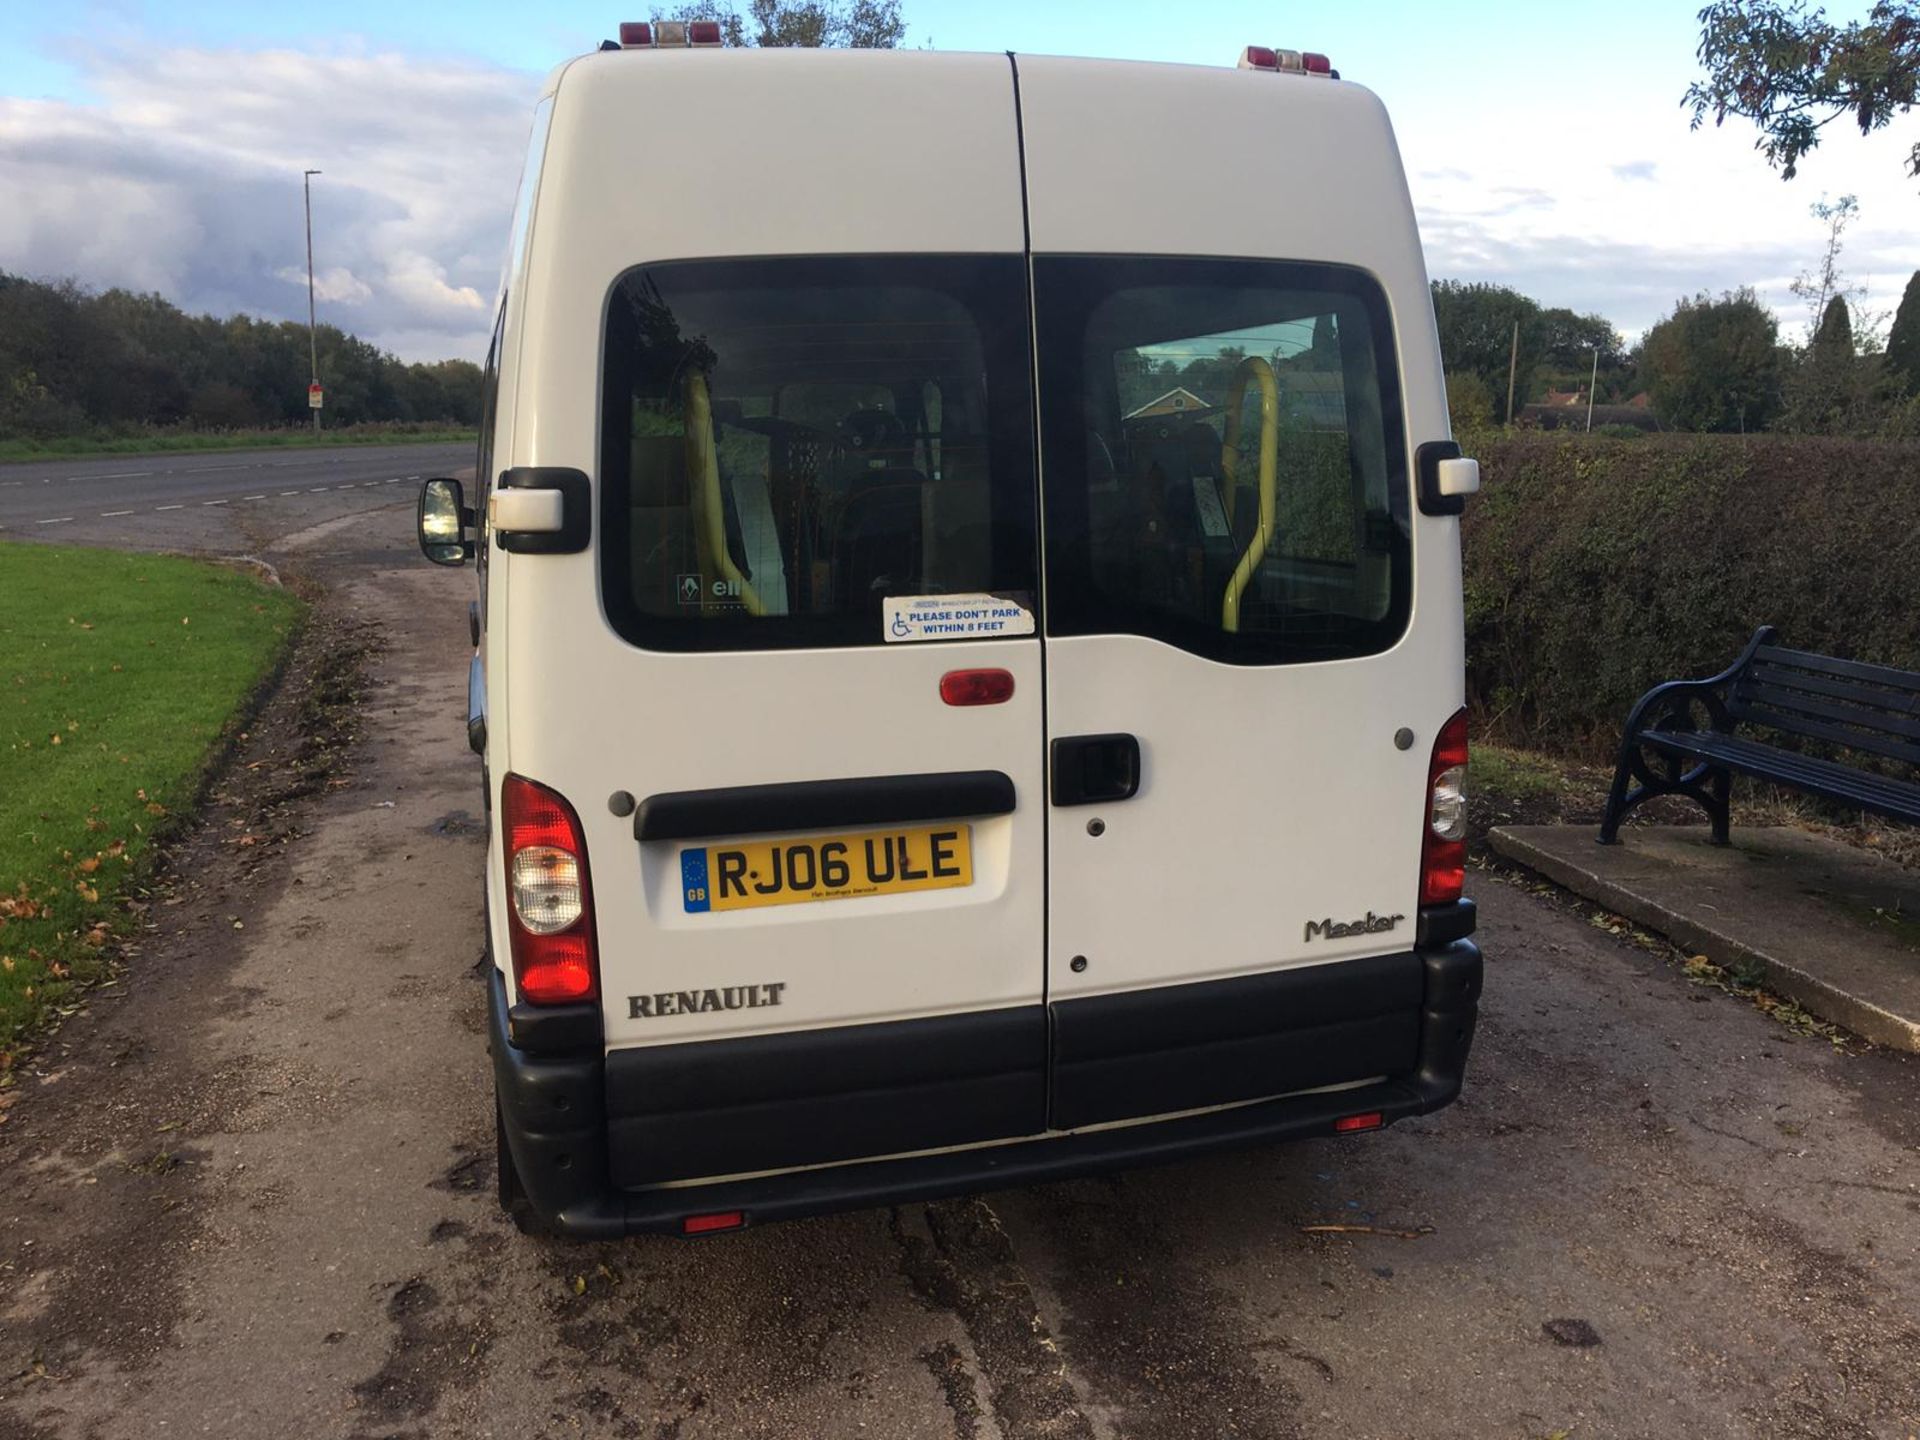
[[1273, 49, 1304, 72], [688, 19, 723, 46], [1302, 52, 1333, 76], [618, 21, 652, 46], [1237, 45, 1279, 71], [655, 19, 689, 46]]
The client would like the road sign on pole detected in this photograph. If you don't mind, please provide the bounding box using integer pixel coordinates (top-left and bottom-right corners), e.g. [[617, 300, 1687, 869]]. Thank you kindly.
[[308, 383, 324, 410]]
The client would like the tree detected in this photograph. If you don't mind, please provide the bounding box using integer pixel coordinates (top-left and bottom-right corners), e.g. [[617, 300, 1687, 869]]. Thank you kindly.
[[652, 0, 904, 47], [1685, 1, 1920, 182], [1885, 270, 1920, 394], [1788, 193, 1867, 341], [1639, 288, 1785, 431], [1780, 293, 1865, 431], [1430, 281, 1543, 423]]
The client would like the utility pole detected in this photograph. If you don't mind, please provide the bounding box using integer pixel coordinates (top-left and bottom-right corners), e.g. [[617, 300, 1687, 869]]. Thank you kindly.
[[1586, 345, 1598, 433], [303, 169, 322, 436], [1505, 320, 1519, 428]]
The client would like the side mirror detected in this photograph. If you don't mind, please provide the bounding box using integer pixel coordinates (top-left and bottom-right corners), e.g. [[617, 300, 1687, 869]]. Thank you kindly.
[[1415, 441, 1477, 517], [418, 478, 473, 566]]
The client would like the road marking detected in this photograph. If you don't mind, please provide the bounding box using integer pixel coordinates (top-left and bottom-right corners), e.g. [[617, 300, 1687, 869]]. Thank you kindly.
[[308, 488, 329, 493], [361, 480, 381, 487], [407, 474, 420, 480], [156, 504, 184, 511], [384, 478, 399, 484], [36, 516, 74, 525], [100, 510, 134, 518], [0, 481, 21, 488], [202, 499, 228, 506], [280, 490, 300, 496], [335, 484, 356, 491], [244, 494, 266, 501]]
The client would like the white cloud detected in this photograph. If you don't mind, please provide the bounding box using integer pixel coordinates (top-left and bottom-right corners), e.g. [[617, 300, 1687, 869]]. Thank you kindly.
[[274, 264, 375, 304], [0, 42, 536, 360], [1397, 75, 1920, 344]]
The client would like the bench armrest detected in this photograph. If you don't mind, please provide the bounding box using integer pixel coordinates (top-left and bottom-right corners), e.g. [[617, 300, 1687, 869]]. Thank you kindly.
[[1617, 625, 1775, 742]]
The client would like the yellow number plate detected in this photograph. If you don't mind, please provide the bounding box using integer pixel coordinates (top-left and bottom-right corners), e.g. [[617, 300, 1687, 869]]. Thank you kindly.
[[680, 824, 973, 913]]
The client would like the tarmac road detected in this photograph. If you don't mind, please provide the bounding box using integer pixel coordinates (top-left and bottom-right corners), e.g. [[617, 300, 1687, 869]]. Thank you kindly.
[[0, 490, 1917, 1440], [0, 442, 471, 553]]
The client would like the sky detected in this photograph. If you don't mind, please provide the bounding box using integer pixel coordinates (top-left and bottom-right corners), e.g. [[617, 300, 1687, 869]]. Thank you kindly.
[[1, 0, 1916, 362]]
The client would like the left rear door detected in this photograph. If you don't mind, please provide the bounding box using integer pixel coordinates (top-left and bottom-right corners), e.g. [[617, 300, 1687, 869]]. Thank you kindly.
[[505, 51, 1048, 1187]]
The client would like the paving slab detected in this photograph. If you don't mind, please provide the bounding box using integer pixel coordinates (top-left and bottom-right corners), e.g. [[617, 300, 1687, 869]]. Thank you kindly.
[[1490, 823, 1920, 1050]]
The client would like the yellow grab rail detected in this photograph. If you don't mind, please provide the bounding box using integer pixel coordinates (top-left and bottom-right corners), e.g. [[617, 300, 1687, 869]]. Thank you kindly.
[[1219, 355, 1278, 633], [683, 371, 763, 616]]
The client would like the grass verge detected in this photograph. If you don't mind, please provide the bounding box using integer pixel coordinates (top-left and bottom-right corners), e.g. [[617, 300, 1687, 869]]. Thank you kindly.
[[0, 543, 302, 1060], [0, 423, 475, 463]]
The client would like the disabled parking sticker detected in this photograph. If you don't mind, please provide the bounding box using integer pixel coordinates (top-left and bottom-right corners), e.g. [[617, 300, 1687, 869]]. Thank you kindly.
[[883, 593, 1035, 643]]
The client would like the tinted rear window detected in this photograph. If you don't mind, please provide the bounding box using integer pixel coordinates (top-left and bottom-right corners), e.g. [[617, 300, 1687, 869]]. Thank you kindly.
[[599, 256, 1038, 652], [1033, 257, 1410, 664]]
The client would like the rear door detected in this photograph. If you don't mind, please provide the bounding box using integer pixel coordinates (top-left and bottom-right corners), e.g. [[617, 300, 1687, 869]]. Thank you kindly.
[[507, 52, 1047, 1185], [1015, 57, 1463, 1128]]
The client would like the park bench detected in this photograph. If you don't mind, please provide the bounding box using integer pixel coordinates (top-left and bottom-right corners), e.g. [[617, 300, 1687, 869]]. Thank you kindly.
[[1599, 626, 1920, 845]]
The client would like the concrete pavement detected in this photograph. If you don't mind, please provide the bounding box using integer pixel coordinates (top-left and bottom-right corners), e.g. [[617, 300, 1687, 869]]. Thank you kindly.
[[1, 502, 1917, 1439]]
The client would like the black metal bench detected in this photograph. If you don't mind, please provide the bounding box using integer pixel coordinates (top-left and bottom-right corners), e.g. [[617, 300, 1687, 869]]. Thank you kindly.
[[1599, 626, 1920, 845]]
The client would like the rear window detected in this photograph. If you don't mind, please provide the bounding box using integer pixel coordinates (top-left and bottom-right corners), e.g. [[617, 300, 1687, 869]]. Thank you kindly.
[[1033, 257, 1410, 664], [599, 256, 1038, 652]]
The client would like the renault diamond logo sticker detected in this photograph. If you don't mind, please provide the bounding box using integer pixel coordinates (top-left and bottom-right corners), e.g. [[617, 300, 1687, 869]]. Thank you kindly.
[[676, 573, 702, 605]]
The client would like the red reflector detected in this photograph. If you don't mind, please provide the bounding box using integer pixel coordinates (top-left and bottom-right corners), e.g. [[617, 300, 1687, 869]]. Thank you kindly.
[[940, 668, 1015, 707], [688, 19, 722, 45], [502, 774, 599, 1006], [683, 1211, 744, 1235], [1238, 45, 1278, 70], [618, 20, 652, 46], [1334, 1111, 1384, 1133], [1302, 52, 1332, 75]]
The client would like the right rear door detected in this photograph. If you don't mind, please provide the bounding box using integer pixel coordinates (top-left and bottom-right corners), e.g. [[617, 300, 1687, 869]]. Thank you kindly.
[[1014, 56, 1463, 1128]]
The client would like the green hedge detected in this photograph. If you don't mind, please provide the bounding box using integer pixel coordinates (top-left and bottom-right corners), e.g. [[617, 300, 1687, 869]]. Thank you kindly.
[[1461, 432, 1920, 752]]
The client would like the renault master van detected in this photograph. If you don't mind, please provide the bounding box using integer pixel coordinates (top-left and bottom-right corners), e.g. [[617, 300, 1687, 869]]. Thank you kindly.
[[418, 29, 1485, 1238]]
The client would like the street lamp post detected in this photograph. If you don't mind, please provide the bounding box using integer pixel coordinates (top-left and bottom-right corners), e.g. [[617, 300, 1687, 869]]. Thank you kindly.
[[303, 168, 322, 436], [1586, 345, 1598, 433]]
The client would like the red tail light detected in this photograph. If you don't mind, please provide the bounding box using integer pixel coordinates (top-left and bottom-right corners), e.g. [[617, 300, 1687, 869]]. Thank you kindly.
[[940, 668, 1015, 706], [1420, 709, 1469, 906], [683, 1210, 745, 1235], [1334, 1111, 1384, 1134], [502, 774, 599, 1005]]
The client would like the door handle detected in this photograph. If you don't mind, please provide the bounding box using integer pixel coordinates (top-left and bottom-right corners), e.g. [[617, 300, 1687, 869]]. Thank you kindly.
[[1050, 734, 1140, 807]]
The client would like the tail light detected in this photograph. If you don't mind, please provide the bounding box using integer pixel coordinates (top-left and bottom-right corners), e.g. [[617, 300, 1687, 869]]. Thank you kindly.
[[1420, 709, 1469, 906], [502, 774, 599, 1005]]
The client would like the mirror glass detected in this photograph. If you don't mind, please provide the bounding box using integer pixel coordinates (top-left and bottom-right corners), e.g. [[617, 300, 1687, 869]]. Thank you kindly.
[[418, 478, 468, 565]]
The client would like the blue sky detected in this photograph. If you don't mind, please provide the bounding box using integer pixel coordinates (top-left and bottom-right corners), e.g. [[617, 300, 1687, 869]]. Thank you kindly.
[[2, 1, 1915, 360]]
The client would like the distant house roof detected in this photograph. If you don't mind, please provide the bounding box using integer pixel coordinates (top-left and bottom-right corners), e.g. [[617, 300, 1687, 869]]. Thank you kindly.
[[1123, 386, 1211, 420]]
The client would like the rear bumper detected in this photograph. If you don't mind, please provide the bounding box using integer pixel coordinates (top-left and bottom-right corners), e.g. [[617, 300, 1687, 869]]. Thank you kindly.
[[491, 923, 1482, 1240]]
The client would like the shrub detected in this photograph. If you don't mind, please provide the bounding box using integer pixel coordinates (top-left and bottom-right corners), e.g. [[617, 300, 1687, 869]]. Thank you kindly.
[[1461, 432, 1920, 752]]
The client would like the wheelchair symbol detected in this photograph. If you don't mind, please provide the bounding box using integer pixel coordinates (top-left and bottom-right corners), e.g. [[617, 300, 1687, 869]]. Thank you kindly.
[[890, 614, 913, 638]]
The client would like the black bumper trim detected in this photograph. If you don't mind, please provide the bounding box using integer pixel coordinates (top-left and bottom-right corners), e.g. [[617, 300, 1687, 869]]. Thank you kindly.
[[631, 770, 1016, 843], [490, 939, 1483, 1240]]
